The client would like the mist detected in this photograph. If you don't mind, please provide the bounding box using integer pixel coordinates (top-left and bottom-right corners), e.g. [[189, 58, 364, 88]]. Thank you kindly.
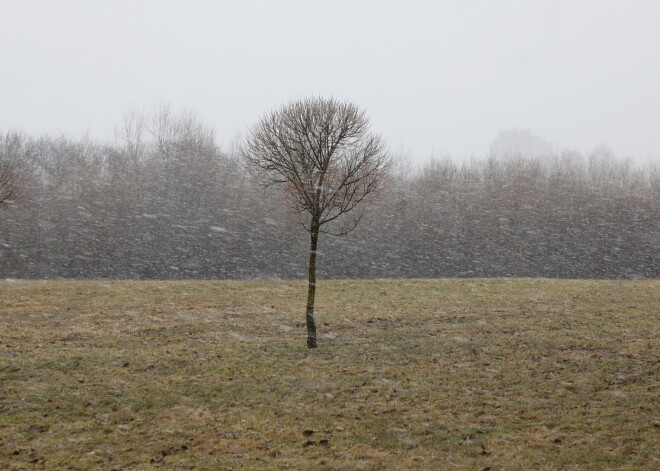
[[2, 0, 660, 162], [1, 111, 657, 280], [1, 1, 659, 280]]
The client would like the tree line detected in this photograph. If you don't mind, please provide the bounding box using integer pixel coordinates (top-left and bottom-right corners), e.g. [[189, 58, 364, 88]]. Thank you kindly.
[[1, 108, 658, 280]]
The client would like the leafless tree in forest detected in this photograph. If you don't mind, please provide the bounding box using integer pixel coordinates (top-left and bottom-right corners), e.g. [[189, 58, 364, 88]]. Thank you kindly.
[[0, 133, 27, 209], [241, 97, 391, 348], [0, 160, 20, 207]]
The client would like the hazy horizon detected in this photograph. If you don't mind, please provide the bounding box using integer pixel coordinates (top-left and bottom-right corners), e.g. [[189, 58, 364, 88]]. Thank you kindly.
[[2, 0, 659, 162]]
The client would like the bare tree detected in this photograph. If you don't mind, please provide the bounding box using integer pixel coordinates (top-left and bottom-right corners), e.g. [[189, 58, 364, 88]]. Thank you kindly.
[[0, 161, 20, 207], [0, 133, 27, 208], [242, 97, 390, 348]]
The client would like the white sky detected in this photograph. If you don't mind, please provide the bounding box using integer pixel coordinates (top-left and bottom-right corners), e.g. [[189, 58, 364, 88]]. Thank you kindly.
[[1, 0, 659, 162]]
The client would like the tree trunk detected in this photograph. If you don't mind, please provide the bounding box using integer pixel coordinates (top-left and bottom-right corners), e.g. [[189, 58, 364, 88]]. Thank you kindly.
[[305, 221, 319, 348]]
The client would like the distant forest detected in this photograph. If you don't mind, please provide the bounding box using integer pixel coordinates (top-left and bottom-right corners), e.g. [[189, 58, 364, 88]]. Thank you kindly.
[[1, 109, 658, 280]]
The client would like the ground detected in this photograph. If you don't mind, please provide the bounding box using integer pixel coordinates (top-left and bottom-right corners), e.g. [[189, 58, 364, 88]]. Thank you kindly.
[[0, 278, 658, 470]]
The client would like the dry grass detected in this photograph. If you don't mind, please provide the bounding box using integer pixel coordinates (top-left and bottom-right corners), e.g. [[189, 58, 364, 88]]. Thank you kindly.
[[0, 278, 658, 470]]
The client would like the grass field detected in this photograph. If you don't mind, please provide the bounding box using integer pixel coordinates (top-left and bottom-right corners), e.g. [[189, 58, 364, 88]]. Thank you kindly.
[[0, 278, 658, 470]]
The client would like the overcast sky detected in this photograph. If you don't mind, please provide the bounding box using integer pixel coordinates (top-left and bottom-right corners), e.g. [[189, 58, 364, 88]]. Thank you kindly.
[[1, 0, 659, 162]]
